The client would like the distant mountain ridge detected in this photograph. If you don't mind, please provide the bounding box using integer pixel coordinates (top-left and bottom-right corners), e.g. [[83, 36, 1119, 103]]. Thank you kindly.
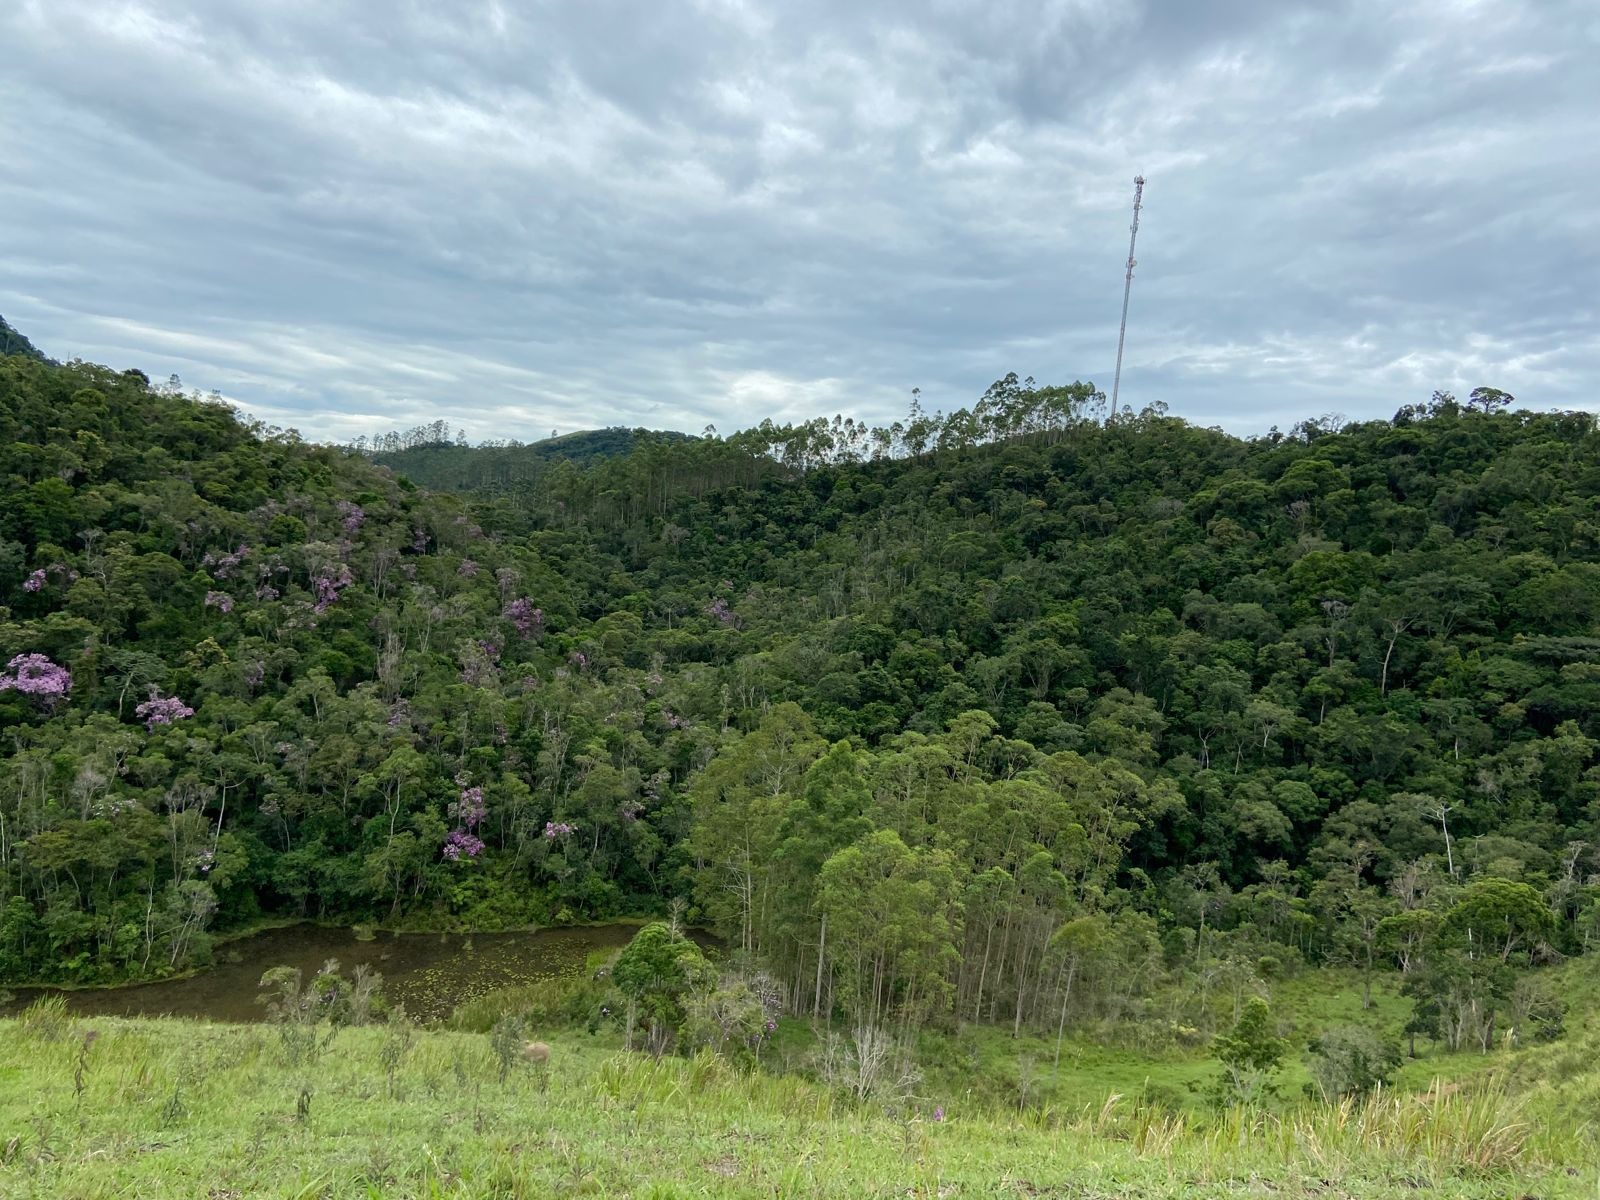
[[368, 425, 694, 493]]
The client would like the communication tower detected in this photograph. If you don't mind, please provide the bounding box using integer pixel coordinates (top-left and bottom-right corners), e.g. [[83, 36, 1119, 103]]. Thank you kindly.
[[1110, 176, 1146, 417]]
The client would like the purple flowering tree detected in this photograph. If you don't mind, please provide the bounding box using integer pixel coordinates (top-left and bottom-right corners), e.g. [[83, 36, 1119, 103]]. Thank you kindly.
[[21, 568, 46, 593], [136, 690, 195, 729], [0, 653, 72, 708], [337, 500, 365, 533], [312, 563, 354, 613], [204, 590, 234, 613], [503, 598, 543, 637], [443, 780, 488, 861]]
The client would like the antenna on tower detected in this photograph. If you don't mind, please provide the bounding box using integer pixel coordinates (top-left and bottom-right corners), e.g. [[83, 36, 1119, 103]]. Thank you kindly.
[[1110, 175, 1146, 418]]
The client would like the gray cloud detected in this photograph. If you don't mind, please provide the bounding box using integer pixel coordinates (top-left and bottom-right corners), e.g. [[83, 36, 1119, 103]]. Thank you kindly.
[[2, 0, 1596, 442]]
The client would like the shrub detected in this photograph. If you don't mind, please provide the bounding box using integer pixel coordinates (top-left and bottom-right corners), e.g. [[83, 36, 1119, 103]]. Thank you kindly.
[[18, 994, 72, 1042], [1210, 996, 1287, 1107], [447, 973, 610, 1034], [1304, 1024, 1402, 1101]]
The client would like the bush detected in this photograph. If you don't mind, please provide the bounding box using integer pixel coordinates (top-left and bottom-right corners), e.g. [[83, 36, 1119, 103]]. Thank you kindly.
[[1304, 1025, 1402, 1101], [681, 971, 782, 1065], [1510, 978, 1566, 1045], [448, 974, 611, 1034], [18, 994, 73, 1041], [1211, 997, 1287, 1107]]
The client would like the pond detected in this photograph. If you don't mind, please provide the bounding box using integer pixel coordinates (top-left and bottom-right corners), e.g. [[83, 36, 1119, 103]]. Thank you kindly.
[[1, 923, 671, 1025]]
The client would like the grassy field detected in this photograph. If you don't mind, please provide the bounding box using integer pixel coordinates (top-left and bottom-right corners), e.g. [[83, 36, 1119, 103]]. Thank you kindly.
[[1, 1004, 1595, 1199]]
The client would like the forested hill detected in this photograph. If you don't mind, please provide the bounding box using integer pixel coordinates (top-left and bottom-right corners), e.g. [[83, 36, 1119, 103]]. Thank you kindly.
[[365, 425, 694, 493], [0, 315, 47, 362], [2, 334, 1598, 1054]]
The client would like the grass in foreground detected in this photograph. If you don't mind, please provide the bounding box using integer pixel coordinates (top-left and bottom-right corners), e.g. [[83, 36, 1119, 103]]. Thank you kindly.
[[1, 1012, 1595, 1199]]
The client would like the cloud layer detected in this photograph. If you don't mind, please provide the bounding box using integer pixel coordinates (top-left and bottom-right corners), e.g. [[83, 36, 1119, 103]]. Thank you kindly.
[[3, 0, 1596, 441]]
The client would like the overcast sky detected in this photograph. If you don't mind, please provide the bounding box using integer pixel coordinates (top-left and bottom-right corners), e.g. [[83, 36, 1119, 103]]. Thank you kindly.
[[3, 1, 1596, 443]]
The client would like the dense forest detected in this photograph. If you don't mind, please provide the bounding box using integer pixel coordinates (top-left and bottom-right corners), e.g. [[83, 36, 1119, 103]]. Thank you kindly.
[[2, 321, 1596, 1060]]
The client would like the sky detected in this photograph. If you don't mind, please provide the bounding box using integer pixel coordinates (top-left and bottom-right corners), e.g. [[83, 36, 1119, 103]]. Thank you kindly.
[[2, 0, 1596, 444]]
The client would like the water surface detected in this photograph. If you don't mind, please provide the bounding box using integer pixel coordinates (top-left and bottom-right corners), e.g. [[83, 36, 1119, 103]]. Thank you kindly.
[[3, 923, 653, 1025]]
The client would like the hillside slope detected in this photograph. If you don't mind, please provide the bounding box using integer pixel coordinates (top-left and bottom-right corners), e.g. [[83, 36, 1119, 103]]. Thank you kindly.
[[0, 1013, 1589, 1198], [1, 334, 1597, 1086]]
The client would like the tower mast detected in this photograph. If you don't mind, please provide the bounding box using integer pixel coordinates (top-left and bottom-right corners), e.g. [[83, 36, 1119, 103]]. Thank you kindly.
[[1110, 175, 1145, 417]]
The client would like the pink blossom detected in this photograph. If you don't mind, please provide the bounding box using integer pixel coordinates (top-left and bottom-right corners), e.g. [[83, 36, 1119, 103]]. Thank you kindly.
[[457, 558, 479, 578], [204, 590, 234, 613], [21, 569, 45, 593], [543, 821, 575, 839]]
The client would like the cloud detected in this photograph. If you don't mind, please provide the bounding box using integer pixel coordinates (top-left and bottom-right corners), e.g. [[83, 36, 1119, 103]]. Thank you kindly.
[[2, 0, 1595, 442]]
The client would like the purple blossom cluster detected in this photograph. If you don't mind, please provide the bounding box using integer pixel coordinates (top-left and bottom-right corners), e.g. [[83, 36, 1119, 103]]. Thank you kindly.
[[136, 691, 195, 729], [204, 590, 234, 614], [449, 785, 487, 829], [706, 597, 736, 625], [503, 598, 542, 637], [568, 651, 588, 671], [457, 557, 479, 578], [313, 563, 354, 613], [442, 780, 489, 861], [255, 585, 280, 601], [543, 821, 575, 839], [0, 653, 72, 701], [337, 500, 365, 533], [478, 640, 501, 662], [442, 830, 485, 860], [660, 709, 690, 730], [202, 544, 250, 579], [20, 562, 79, 593]]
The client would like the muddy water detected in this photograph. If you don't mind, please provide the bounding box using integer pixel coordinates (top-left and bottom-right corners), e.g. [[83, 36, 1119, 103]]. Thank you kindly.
[[2, 924, 655, 1025]]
